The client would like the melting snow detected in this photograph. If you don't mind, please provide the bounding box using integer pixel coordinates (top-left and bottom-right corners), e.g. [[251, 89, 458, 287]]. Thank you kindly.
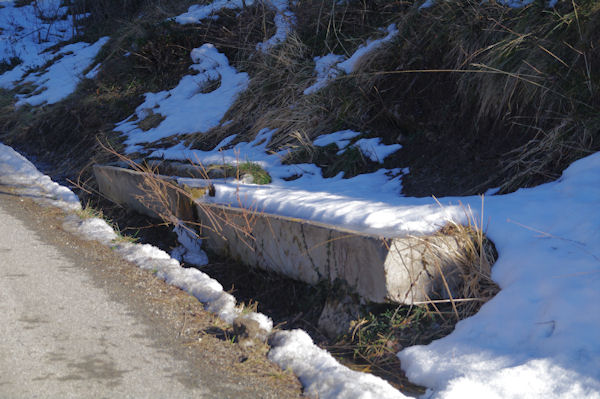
[[116, 43, 248, 153], [304, 23, 398, 94], [174, 0, 294, 52], [312, 129, 360, 149], [16, 37, 109, 106], [352, 138, 401, 163], [1, 1, 599, 398]]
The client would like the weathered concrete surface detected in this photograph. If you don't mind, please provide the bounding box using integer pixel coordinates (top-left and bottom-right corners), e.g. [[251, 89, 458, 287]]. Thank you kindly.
[[94, 164, 467, 304], [195, 203, 463, 304], [93, 164, 196, 222]]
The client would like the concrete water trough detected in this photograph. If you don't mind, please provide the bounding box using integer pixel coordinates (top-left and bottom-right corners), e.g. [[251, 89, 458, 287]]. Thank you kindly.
[[94, 164, 470, 305]]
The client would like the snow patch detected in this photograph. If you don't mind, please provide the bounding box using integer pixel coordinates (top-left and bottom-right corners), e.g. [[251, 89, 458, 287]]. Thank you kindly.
[[255, 0, 294, 52], [117, 43, 248, 153], [303, 54, 345, 95], [352, 138, 401, 163], [16, 37, 109, 106], [337, 24, 398, 74], [312, 129, 360, 149], [174, 0, 255, 24], [171, 223, 209, 266], [174, 0, 294, 52], [0, 142, 80, 210], [304, 23, 398, 94], [0, 0, 78, 89]]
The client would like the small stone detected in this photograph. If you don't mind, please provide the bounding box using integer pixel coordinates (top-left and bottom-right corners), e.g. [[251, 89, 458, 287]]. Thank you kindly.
[[240, 173, 254, 184], [318, 295, 361, 339], [233, 316, 268, 347]]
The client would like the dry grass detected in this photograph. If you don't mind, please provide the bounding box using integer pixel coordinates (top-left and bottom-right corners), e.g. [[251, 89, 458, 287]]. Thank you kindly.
[[326, 197, 498, 391], [2, 0, 598, 393], [431, 198, 499, 318], [198, 0, 599, 195]]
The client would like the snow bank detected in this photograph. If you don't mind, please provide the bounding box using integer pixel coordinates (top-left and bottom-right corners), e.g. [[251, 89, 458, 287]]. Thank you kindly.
[[0, 142, 80, 210], [269, 329, 409, 399], [0, 141, 240, 325], [398, 153, 600, 398]]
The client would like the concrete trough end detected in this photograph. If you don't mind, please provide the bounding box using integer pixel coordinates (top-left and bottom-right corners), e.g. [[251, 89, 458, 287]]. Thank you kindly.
[[94, 164, 468, 304]]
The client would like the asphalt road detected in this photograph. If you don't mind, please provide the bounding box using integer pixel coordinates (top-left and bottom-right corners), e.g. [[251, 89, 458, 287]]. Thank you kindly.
[[0, 188, 302, 399]]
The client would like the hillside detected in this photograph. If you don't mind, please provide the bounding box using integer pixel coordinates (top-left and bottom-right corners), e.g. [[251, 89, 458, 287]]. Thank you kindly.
[[0, 0, 599, 398]]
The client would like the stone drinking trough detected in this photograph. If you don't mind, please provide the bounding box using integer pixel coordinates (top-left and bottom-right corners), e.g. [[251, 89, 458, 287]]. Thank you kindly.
[[94, 164, 471, 305]]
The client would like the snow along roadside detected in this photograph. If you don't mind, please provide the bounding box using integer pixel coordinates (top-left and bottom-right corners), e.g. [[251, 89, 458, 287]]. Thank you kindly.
[[0, 142, 410, 399]]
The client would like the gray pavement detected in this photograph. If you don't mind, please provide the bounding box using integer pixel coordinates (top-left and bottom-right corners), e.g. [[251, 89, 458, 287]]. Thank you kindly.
[[0, 191, 301, 399], [0, 196, 217, 398]]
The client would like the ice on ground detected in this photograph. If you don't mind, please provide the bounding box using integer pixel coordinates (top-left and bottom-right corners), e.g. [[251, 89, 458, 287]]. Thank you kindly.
[[16, 37, 109, 106], [304, 23, 398, 94], [352, 138, 401, 163], [117, 43, 248, 153]]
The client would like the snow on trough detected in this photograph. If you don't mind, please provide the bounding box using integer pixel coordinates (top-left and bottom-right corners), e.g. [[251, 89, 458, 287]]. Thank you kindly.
[[143, 126, 600, 398]]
